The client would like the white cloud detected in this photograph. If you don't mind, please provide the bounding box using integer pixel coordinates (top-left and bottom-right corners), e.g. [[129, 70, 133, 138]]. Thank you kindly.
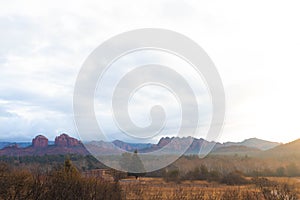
[[0, 0, 300, 143]]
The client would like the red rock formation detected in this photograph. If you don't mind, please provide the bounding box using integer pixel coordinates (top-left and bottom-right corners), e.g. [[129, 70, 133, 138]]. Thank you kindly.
[[157, 137, 172, 147], [32, 135, 48, 148], [0, 134, 88, 156], [55, 133, 80, 147]]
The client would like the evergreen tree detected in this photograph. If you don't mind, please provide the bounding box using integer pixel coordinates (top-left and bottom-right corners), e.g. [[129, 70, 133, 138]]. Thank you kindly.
[[120, 150, 146, 179]]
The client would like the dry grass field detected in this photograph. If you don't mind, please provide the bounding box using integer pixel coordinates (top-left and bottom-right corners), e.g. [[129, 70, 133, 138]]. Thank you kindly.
[[120, 177, 300, 200]]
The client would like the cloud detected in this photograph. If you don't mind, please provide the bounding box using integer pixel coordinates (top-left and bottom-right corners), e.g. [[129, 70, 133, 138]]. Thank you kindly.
[[1, 0, 300, 144]]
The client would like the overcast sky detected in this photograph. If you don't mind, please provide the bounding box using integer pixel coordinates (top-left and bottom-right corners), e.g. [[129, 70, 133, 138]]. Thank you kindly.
[[1, 0, 300, 143]]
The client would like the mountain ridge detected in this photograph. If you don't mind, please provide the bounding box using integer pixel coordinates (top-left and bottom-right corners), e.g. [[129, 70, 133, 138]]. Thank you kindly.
[[261, 138, 300, 158], [223, 137, 281, 151], [0, 134, 284, 156]]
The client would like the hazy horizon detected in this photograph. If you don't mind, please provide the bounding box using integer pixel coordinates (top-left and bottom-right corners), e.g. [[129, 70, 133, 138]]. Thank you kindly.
[[0, 132, 287, 145]]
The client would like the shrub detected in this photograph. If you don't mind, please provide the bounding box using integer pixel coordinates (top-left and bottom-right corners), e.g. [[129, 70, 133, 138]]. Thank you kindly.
[[221, 171, 249, 185], [0, 160, 122, 200], [163, 169, 181, 183]]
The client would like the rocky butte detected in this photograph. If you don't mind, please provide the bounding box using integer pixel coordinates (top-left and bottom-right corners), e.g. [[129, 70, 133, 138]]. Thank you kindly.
[[55, 133, 81, 147], [0, 133, 88, 156], [32, 135, 48, 148]]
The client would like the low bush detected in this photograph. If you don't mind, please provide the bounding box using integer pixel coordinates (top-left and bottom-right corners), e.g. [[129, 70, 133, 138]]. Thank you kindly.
[[221, 171, 249, 185]]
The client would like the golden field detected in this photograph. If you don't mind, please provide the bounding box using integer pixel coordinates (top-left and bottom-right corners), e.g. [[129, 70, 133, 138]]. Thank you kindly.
[[121, 177, 300, 200]]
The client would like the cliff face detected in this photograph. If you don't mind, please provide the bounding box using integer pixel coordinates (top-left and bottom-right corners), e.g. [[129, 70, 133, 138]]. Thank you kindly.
[[55, 134, 80, 147], [32, 134, 81, 148], [32, 135, 48, 148]]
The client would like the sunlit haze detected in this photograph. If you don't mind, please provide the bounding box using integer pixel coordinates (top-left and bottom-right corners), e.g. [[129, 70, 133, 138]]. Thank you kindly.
[[1, 0, 300, 143]]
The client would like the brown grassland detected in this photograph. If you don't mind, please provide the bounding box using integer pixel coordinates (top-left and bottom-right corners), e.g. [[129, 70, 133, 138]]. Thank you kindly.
[[121, 177, 300, 200], [1, 155, 300, 200]]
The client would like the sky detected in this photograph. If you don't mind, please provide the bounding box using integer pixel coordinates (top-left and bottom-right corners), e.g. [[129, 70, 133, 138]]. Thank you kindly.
[[0, 0, 300, 143]]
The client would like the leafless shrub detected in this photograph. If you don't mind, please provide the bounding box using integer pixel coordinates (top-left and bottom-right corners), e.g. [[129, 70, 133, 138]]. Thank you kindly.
[[253, 177, 298, 200], [0, 160, 122, 200]]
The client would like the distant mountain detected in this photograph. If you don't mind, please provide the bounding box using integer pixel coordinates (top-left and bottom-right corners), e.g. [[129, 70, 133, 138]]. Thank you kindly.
[[0, 142, 32, 149], [112, 140, 152, 151], [138, 137, 279, 155], [0, 134, 289, 157], [137, 137, 223, 155], [0, 142, 14, 149], [224, 138, 280, 150], [211, 145, 261, 155], [0, 141, 54, 149], [84, 140, 122, 155], [262, 139, 300, 158]]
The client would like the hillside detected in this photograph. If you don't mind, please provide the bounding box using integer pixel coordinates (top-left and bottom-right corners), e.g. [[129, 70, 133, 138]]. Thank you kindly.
[[224, 138, 280, 150], [262, 139, 300, 158], [211, 145, 261, 156], [112, 140, 152, 151]]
